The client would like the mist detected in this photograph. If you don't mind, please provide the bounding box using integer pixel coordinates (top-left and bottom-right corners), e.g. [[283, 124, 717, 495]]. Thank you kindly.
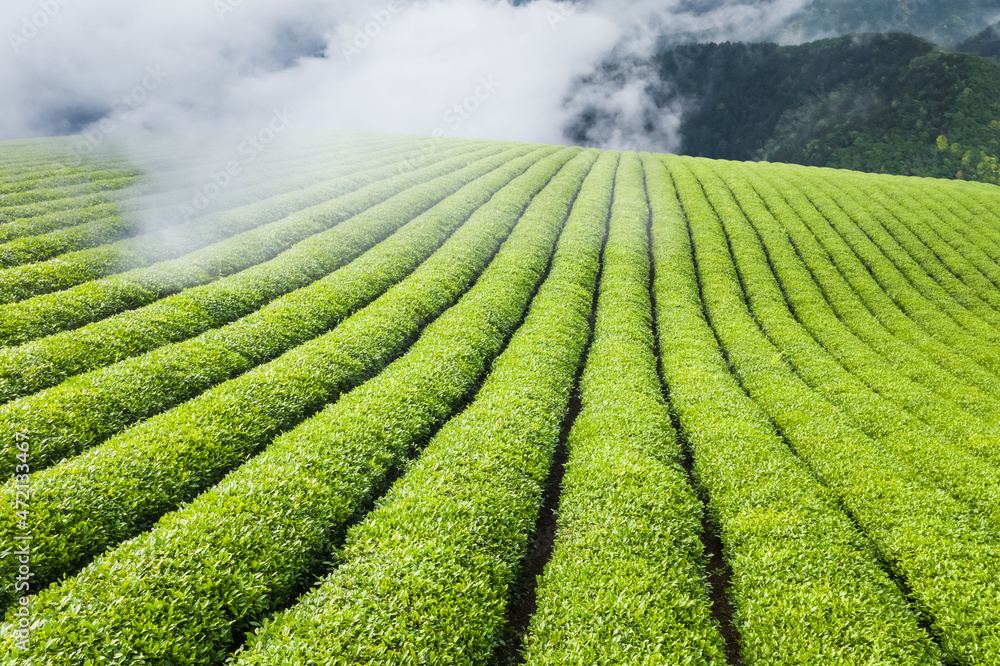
[[0, 0, 839, 244], [0, 0, 821, 150]]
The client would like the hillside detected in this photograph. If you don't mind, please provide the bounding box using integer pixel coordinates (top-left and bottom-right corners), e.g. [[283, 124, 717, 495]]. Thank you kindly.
[[568, 32, 1000, 184], [783, 0, 999, 46], [2, 133, 1000, 664], [959, 21, 1000, 61], [517, 0, 998, 45]]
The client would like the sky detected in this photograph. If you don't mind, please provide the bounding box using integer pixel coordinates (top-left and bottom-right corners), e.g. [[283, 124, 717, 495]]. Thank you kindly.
[[0, 0, 815, 151]]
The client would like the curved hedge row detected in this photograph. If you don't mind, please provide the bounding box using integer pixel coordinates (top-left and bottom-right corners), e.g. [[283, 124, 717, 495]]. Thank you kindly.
[[232, 150, 608, 666], [0, 166, 143, 194], [865, 177, 1000, 301], [0, 148, 596, 665], [691, 158, 1000, 517], [923, 178, 1000, 251], [728, 161, 1000, 426], [0, 145, 538, 408], [658, 154, 940, 665], [0, 202, 119, 245], [817, 170, 1000, 325], [0, 133, 375, 225], [779, 169, 1000, 374], [747, 162, 1000, 399], [0, 173, 140, 209], [0, 138, 382, 268], [523, 152, 727, 664], [0, 146, 576, 619], [0, 145, 542, 479], [672, 155, 1000, 665], [0, 137, 479, 307], [2, 132, 999, 664], [0, 140, 493, 342]]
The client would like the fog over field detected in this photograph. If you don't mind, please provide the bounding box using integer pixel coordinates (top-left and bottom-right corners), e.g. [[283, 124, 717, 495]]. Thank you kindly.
[[1, 0, 815, 150], [6, 3, 1000, 663]]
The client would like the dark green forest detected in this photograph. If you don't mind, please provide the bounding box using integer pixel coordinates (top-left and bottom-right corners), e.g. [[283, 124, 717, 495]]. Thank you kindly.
[[782, 0, 998, 46], [567, 32, 1000, 185], [523, 0, 998, 46]]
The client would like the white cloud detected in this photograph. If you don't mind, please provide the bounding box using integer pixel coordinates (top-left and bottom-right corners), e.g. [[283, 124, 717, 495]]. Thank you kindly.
[[239, 0, 622, 144], [0, 0, 812, 149]]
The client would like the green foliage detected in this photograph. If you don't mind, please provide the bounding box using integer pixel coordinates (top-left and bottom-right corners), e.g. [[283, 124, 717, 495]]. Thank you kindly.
[[0, 146, 569, 618], [0, 137, 363, 225], [674, 154, 1000, 664], [727, 160, 1000, 429], [0, 202, 119, 245], [235, 149, 603, 666], [0, 148, 591, 665], [0, 146, 543, 471], [0, 166, 135, 197], [693, 157, 1000, 525], [0, 173, 139, 210], [682, 34, 937, 162], [523, 152, 727, 664], [2, 133, 1000, 664], [796, 51, 1000, 185], [572, 32, 1000, 185], [786, 0, 997, 46], [685, 36, 1000, 185], [657, 154, 941, 665], [0, 142, 400, 269], [0, 139, 493, 338], [774, 164, 1000, 376], [0, 145, 538, 407]]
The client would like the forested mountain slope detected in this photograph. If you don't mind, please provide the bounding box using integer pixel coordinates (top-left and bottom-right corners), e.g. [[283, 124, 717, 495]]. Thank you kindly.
[[567, 32, 1000, 184]]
